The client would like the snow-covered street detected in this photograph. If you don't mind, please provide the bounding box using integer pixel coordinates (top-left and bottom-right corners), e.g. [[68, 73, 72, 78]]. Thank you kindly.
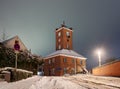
[[0, 74, 120, 89]]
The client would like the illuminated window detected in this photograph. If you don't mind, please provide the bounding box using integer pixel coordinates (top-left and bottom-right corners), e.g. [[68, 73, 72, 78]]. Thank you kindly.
[[58, 32, 61, 37], [58, 39, 61, 42], [66, 31, 70, 37], [67, 44, 69, 49], [58, 45, 61, 49]]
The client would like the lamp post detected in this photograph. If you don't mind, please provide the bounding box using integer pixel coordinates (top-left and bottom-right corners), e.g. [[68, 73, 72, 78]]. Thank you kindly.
[[97, 50, 102, 67]]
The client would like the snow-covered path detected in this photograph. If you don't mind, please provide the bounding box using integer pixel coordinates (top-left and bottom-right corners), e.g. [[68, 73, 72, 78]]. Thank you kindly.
[[0, 74, 120, 89], [63, 75, 120, 89]]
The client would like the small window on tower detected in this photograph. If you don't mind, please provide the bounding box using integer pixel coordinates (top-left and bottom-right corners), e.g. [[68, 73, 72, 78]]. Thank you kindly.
[[58, 45, 61, 49], [58, 32, 61, 37], [67, 44, 69, 49], [66, 31, 70, 38], [58, 39, 61, 42]]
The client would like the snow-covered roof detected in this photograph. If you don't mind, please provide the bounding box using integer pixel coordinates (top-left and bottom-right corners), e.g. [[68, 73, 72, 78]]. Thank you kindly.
[[44, 49, 87, 59], [56, 27, 73, 32], [2, 35, 27, 51]]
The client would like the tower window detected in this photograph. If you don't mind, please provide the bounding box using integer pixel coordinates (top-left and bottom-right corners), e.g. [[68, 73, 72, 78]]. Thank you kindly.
[[58, 39, 61, 42], [58, 45, 61, 49], [66, 31, 70, 38], [58, 32, 61, 37], [67, 44, 69, 49], [67, 39, 69, 42]]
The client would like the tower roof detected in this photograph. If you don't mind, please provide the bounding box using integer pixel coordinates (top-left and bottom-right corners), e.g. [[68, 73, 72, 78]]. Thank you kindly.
[[56, 22, 73, 32], [44, 49, 87, 60]]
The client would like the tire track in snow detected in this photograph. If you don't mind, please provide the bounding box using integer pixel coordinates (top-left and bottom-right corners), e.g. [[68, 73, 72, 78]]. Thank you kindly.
[[63, 76, 119, 89]]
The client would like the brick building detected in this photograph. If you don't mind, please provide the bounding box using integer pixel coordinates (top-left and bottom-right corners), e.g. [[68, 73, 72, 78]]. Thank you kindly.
[[43, 23, 87, 76]]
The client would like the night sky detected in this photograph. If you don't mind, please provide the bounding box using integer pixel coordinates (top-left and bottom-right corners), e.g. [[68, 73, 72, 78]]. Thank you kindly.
[[0, 0, 120, 70]]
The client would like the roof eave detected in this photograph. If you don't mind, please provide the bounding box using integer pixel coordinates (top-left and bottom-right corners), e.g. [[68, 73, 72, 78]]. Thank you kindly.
[[44, 54, 87, 60]]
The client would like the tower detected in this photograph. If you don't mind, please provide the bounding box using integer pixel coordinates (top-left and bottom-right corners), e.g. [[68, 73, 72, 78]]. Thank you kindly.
[[56, 23, 73, 50], [44, 23, 87, 76]]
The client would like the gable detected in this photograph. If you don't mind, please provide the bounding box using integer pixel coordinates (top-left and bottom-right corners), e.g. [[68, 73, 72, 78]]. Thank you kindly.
[[2, 36, 27, 51]]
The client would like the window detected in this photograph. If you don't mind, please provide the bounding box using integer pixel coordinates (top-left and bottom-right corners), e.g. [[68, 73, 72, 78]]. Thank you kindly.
[[63, 58, 67, 62], [58, 32, 61, 37], [58, 45, 61, 49], [58, 39, 61, 42], [66, 31, 70, 38], [80, 60, 82, 65], [49, 59, 51, 64], [64, 68, 67, 74], [67, 39, 69, 42], [72, 59, 75, 63], [67, 44, 69, 49]]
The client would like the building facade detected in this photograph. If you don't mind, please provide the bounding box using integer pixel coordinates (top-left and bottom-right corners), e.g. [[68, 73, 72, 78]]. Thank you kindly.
[[44, 24, 87, 76]]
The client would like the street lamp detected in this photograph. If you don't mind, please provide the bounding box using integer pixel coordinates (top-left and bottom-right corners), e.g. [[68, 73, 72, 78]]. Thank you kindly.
[[97, 49, 102, 67]]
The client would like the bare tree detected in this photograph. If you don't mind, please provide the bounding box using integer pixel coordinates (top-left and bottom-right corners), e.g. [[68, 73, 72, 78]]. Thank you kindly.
[[0, 28, 9, 41]]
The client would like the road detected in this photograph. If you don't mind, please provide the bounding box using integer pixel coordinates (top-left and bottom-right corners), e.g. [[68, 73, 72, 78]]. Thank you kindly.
[[63, 74, 120, 89]]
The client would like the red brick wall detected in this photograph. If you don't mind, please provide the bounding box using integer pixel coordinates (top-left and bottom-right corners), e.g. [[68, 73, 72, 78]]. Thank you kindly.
[[92, 60, 120, 77], [44, 55, 86, 76]]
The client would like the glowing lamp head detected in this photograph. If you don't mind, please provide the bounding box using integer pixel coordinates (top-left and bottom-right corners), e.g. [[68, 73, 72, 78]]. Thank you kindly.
[[97, 49, 101, 56]]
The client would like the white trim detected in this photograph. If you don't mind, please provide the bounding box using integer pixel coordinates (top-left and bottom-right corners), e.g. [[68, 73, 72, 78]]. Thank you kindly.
[[56, 27, 73, 32], [44, 54, 87, 60]]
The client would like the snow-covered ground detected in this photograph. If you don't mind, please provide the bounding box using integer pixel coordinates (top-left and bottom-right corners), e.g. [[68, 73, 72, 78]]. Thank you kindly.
[[0, 74, 120, 89]]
